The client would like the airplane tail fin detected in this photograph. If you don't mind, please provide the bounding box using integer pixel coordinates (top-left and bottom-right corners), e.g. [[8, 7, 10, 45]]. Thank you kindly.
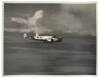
[[23, 33, 28, 39], [35, 32, 39, 37]]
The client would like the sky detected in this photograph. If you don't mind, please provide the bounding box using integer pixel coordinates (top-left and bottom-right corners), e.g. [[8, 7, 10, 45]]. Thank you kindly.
[[4, 3, 96, 36]]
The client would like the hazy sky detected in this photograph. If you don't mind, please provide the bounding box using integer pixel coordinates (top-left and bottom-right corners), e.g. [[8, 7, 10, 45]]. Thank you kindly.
[[4, 3, 96, 36]]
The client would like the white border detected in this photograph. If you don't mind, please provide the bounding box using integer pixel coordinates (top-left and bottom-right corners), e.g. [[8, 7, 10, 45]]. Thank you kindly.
[[0, 0, 97, 3], [0, 0, 98, 78]]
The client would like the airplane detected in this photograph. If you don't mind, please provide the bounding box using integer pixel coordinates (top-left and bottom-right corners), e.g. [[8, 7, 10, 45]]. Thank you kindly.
[[23, 32, 62, 42]]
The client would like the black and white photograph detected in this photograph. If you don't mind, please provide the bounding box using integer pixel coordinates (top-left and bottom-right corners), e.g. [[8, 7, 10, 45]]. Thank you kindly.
[[4, 3, 96, 75]]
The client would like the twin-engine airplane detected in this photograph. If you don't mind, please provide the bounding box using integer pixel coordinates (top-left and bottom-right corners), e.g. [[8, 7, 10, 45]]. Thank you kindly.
[[23, 32, 62, 42]]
